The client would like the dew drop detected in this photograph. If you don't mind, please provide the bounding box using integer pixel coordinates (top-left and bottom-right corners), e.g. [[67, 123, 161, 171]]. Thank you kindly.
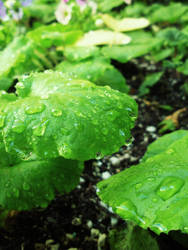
[[151, 223, 168, 234], [33, 120, 48, 137], [156, 176, 184, 201], [116, 199, 137, 221], [135, 183, 143, 190], [12, 121, 25, 134], [52, 108, 62, 117], [25, 103, 45, 115]]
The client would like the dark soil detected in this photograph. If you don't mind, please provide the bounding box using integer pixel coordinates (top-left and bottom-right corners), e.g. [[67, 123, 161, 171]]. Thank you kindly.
[[0, 59, 188, 250]]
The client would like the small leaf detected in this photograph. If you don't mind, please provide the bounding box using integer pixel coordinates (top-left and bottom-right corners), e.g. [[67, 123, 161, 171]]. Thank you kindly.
[[138, 72, 163, 96], [109, 223, 159, 250], [101, 14, 150, 32], [75, 30, 131, 46]]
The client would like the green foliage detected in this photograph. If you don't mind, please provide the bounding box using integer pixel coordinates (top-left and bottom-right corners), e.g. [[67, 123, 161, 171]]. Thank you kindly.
[[56, 55, 129, 93], [138, 72, 163, 96], [0, 70, 137, 210], [0, 158, 83, 210], [101, 38, 162, 63], [0, 36, 45, 91], [97, 130, 188, 235], [149, 3, 188, 24], [109, 223, 159, 250]]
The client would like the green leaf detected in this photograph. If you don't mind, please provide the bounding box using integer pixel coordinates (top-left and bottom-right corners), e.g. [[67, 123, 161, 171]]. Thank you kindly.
[[142, 130, 188, 161], [109, 223, 159, 250], [0, 157, 83, 210], [101, 14, 150, 32], [178, 59, 188, 75], [26, 23, 83, 48], [0, 36, 44, 91], [96, 0, 125, 12], [149, 3, 188, 24], [97, 132, 188, 235], [138, 72, 163, 96], [101, 38, 162, 63], [75, 30, 131, 46], [1, 71, 137, 161], [56, 57, 129, 93], [151, 48, 174, 62]]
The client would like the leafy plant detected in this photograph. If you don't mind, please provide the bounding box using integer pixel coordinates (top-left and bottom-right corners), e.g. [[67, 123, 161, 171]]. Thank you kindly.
[[97, 130, 188, 235], [0, 71, 137, 210]]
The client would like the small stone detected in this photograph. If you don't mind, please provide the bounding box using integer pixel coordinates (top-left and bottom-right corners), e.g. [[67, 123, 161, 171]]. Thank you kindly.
[[101, 171, 111, 180], [130, 156, 138, 162], [91, 228, 100, 238], [111, 217, 118, 227], [97, 234, 107, 250], [146, 126, 156, 133], [72, 217, 81, 226], [110, 157, 120, 166], [66, 233, 74, 240], [87, 220, 93, 228]]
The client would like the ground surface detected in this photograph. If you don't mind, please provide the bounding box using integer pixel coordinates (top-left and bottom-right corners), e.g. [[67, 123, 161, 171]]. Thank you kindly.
[[0, 59, 188, 250]]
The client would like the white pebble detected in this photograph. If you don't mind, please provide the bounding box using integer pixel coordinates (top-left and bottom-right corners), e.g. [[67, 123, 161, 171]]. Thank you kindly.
[[146, 126, 156, 133], [110, 157, 120, 166], [102, 171, 111, 180]]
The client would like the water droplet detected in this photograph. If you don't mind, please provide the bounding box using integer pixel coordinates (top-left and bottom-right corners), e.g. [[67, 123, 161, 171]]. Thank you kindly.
[[156, 176, 184, 201], [12, 121, 25, 133], [25, 103, 45, 115], [152, 198, 158, 203], [166, 149, 174, 155], [33, 120, 48, 137], [0, 114, 5, 128], [151, 223, 168, 234], [52, 108, 62, 117], [135, 183, 143, 190], [119, 130, 125, 137], [116, 199, 137, 221], [147, 177, 155, 182], [58, 144, 72, 157]]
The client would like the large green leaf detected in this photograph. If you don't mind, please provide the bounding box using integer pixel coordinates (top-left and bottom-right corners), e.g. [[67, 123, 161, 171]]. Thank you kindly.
[[149, 3, 188, 24], [101, 38, 162, 63], [1, 71, 137, 161], [26, 23, 83, 48], [56, 57, 129, 93], [0, 157, 83, 210], [97, 131, 188, 235]]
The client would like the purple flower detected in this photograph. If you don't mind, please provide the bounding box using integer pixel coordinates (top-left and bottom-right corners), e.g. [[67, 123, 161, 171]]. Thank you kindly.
[[0, 0, 7, 20], [76, 0, 86, 5], [22, 0, 33, 7]]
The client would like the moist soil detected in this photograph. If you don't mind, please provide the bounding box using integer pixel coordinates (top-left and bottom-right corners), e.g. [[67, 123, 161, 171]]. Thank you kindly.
[[0, 59, 188, 250]]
